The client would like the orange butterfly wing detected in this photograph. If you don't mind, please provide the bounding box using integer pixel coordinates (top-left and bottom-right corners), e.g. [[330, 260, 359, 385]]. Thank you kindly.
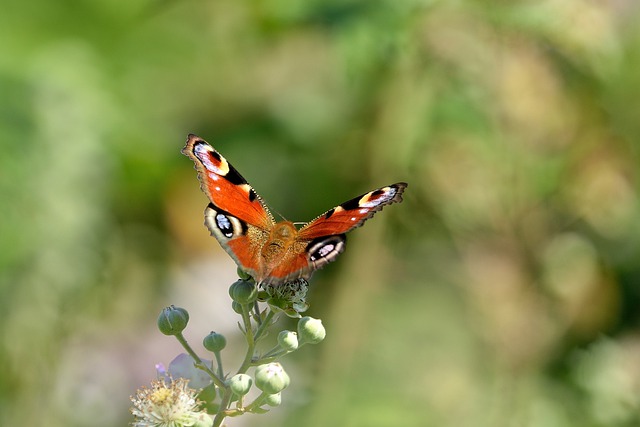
[[297, 183, 407, 239], [183, 135, 273, 278], [266, 183, 408, 284], [182, 134, 274, 229]]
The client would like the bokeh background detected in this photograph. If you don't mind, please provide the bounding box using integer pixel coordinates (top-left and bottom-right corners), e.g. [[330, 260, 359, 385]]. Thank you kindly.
[[2, 0, 640, 426]]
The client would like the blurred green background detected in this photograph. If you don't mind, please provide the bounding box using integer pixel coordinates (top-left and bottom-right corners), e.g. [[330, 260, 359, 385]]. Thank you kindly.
[[2, 0, 640, 426]]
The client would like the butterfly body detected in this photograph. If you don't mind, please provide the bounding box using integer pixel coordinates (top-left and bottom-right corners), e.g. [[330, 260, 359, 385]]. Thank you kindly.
[[183, 134, 406, 285]]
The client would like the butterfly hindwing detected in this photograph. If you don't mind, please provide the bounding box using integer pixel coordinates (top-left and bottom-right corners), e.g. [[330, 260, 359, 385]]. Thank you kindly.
[[260, 234, 347, 284], [204, 203, 266, 280]]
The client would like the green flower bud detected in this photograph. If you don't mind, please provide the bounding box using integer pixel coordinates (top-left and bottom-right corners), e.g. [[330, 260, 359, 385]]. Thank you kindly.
[[257, 290, 270, 301], [236, 267, 252, 281], [203, 331, 226, 353], [264, 392, 282, 407], [157, 305, 189, 335], [231, 301, 243, 314], [254, 363, 290, 394], [228, 374, 253, 396], [297, 316, 326, 345], [277, 330, 298, 352], [229, 280, 258, 305], [193, 413, 214, 427]]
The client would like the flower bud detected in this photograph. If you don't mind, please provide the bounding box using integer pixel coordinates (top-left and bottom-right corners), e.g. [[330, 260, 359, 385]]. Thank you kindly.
[[297, 316, 325, 345], [231, 301, 243, 314], [193, 413, 213, 427], [203, 331, 227, 353], [236, 267, 252, 281], [228, 374, 253, 396], [257, 290, 270, 301], [264, 392, 281, 407], [229, 280, 258, 305], [254, 363, 290, 394], [157, 305, 189, 335], [277, 330, 298, 352]]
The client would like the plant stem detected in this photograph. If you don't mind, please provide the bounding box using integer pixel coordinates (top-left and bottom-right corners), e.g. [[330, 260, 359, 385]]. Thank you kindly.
[[254, 309, 275, 341], [260, 346, 288, 360], [213, 387, 233, 427], [213, 350, 224, 379], [253, 301, 262, 325], [244, 391, 269, 412], [174, 333, 226, 390], [237, 303, 256, 374]]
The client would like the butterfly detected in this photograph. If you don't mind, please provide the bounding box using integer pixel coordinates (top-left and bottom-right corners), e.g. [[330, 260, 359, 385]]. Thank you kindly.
[[182, 134, 407, 285]]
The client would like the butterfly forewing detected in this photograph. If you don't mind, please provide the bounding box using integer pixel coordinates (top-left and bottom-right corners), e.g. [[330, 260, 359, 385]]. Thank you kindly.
[[297, 183, 407, 239], [182, 134, 275, 230]]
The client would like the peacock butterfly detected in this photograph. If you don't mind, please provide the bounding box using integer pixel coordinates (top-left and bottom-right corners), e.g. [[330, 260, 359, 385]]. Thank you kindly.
[[182, 134, 407, 285]]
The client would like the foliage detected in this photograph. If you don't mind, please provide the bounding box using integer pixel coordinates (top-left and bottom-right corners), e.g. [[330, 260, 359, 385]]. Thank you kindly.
[[2, 0, 640, 426]]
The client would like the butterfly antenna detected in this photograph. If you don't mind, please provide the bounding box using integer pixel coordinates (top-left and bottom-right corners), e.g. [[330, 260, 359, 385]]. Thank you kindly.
[[270, 207, 290, 222]]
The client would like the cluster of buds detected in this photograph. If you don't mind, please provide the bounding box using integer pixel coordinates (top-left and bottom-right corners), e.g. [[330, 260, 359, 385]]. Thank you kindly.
[[228, 362, 289, 410], [132, 276, 326, 427]]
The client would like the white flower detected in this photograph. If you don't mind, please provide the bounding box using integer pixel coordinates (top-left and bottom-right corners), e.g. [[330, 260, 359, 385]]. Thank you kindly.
[[264, 278, 310, 313], [130, 378, 212, 427]]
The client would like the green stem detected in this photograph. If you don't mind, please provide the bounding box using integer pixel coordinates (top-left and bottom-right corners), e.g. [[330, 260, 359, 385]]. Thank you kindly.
[[253, 309, 275, 341], [253, 301, 262, 325], [244, 391, 269, 412], [213, 388, 233, 427], [261, 345, 281, 358], [251, 356, 277, 366], [251, 351, 290, 366], [237, 303, 256, 374], [254, 341, 307, 365], [175, 333, 226, 390], [213, 350, 224, 379]]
